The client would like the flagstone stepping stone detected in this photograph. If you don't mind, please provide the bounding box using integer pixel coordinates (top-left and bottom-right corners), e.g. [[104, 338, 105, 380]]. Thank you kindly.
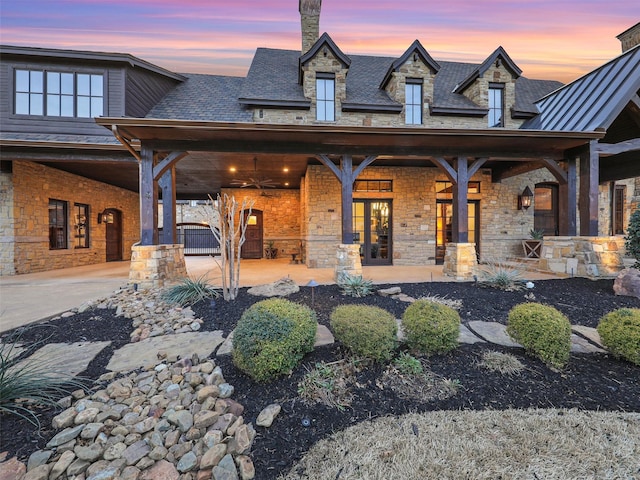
[[13, 341, 111, 379], [458, 324, 486, 344], [314, 324, 334, 347], [107, 331, 224, 372], [570, 334, 605, 353], [467, 321, 522, 348], [0, 343, 26, 362], [571, 325, 604, 347], [216, 332, 233, 356]]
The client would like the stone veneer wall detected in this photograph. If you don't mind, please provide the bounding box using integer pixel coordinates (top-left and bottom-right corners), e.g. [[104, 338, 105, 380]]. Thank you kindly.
[[129, 244, 187, 289], [0, 168, 15, 275], [443, 243, 478, 280], [538, 236, 624, 278], [303, 164, 555, 268], [6, 161, 139, 275]]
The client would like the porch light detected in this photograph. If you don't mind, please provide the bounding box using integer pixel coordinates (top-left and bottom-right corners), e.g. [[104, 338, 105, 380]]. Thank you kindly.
[[518, 186, 533, 210], [306, 279, 319, 306]]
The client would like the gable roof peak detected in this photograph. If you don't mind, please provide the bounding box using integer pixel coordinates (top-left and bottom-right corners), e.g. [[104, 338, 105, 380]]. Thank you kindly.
[[299, 32, 351, 67], [453, 46, 522, 94], [380, 39, 441, 89]]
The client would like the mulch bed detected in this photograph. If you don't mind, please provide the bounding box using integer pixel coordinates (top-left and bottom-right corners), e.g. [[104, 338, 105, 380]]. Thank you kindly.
[[1, 278, 639, 479]]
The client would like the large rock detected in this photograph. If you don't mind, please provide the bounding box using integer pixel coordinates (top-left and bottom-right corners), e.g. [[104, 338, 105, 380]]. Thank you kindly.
[[247, 277, 299, 297], [613, 268, 640, 298]]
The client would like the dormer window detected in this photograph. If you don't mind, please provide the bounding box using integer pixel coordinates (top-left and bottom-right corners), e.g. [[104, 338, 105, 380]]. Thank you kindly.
[[14, 69, 104, 118], [488, 83, 504, 127], [405, 78, 423, 125], [316, 73, 335, 121]]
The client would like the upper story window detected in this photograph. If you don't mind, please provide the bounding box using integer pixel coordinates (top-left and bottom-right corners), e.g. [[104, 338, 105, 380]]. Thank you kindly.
[[316, 73, 335, 122], [405, 79, 423, 125], [488, 83, 504, 127], [15, 69, 104, 118]]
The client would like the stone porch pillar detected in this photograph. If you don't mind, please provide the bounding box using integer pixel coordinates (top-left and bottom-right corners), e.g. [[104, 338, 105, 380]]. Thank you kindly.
[[443, 243, 478, 281], [335, 244, 362, 282], [129, 244, 187, 289]]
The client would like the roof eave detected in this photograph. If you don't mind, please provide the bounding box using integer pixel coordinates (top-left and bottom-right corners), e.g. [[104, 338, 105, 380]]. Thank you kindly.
[[341, 103, 402, 113], [430, 106, 488, 117], [238, 98, 311, 109]]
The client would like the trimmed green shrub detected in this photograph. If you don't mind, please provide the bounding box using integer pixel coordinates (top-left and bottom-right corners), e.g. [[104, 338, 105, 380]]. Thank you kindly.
[[506, 303, 571, 368], [330, 305, 397, 362], [625, 208, 640, 268], [401, 300, 460, 355], [597, 308, 640, 366], [232, 299, 317, 382]]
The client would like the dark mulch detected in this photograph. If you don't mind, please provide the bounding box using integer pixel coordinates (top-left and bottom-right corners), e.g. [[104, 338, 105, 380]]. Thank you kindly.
[[1, 278, 639, 479]]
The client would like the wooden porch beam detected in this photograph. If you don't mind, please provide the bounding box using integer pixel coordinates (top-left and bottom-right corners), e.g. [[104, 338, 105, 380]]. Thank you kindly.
[[317, 154, 342, 180], [431, 157, 457, 183], [539, 158, 568, 184], [467, 157, 487, 178], [579, 141, 599, 236], [452, 157, 469, 243], [558, 155, 577, 235], [158, 166, 177, 244], [593, 138, 640, 156], [140, 144, 158, 246], [340, 155, 355, 244], [153, 151, 187, 181]]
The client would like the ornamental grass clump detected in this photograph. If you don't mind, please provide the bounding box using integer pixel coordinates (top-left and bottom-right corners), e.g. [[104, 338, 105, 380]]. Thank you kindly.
[[330, 305, 397, 362], [337, 273, 374, 297], [232, 298, 317, 382], [0, 328, 87, 428], [401, 300, 460, 356], [597, 308, 640, 366], [162, 274, 220, 306], [506, 303, 571, 369]]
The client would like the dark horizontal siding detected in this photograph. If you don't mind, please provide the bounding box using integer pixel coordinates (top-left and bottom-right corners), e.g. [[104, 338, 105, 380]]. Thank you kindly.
[[125, 67, 180, 117]]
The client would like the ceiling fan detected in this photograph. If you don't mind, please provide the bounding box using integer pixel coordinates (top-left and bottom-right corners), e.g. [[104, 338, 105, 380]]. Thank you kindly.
[[231, 157, 277, 189]]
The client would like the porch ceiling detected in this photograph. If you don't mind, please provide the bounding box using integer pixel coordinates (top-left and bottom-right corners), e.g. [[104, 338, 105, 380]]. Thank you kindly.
[[4, 120, 603, 200]]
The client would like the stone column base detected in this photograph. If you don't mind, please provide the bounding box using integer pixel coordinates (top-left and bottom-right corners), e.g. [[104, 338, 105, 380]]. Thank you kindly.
[[538, 236, 624, 278], [443, 243, 478, 281], [334, 244, 363, 282], [129, 244, 188, 289]]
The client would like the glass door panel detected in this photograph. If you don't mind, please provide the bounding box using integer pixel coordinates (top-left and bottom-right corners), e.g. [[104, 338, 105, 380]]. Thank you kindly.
[[353, 200, 392, 265], [436, 200, 479, 264]]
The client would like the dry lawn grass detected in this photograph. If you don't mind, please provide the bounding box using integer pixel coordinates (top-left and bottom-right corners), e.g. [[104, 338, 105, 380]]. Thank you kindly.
[[281, 409, 640, 480]]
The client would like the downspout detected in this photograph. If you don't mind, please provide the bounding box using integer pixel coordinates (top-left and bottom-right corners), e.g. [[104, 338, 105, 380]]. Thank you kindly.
[[112, 125, 141, 161]]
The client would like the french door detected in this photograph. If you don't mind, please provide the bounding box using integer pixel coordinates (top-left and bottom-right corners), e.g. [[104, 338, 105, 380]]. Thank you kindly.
[[353, 200, 392, 265]]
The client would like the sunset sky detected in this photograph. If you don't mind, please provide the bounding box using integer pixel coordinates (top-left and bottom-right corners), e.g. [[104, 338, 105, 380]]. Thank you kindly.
[[2, 0, 637, 83]]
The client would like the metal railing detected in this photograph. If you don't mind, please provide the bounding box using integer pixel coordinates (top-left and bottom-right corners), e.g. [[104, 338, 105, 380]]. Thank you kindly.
[[160, 223, 221, 256]]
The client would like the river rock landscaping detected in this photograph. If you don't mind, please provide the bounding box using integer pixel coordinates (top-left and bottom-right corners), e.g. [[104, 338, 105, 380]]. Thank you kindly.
[[0, 277, 639, 479]]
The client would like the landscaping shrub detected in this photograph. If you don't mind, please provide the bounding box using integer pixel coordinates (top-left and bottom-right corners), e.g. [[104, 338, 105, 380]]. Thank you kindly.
[[232, 299, 317, 382], [330, 305, 397, 362], [506, 303, 571, 368], [401, 300, 460, 356], [337, 273, 374, 297], [597, 308, 640, 366], [162, 274, 220, 306], [478, 260, 525, 291], [625, 208, 640, 268], [393, 352, 423, 375]]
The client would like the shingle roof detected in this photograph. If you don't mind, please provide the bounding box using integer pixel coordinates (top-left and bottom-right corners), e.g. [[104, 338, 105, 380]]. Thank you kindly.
[[147, 74, 252, 122], [523, 45, 640, 131], [514, 78, 563, 115]]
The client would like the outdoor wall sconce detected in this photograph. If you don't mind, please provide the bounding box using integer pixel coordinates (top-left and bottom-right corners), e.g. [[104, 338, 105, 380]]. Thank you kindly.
[[518, 186, 533, 210], [97, 210, 114, 224]]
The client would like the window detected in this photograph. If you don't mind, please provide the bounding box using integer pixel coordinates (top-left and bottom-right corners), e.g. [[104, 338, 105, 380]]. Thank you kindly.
[[316, 73, 335, 121], [15, 69, 103, 117], [354, 179, 393, 192], [488, 83, 504, 127], [436, 181, 481, 195], [613, 185, 625, 235], [74, 203, 90, 248], [49, 199, 68, 250], [405, 79, 423, 125]]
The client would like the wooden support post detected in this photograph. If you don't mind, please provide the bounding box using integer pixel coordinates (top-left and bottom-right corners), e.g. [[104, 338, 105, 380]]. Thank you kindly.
[[140, 144, 158, 246], [318, 154, 377, 244], [158, 166, 176, 244], [452, 157, 469, 243], [579, 141, 599, 236], [559, 155, 577, 236]]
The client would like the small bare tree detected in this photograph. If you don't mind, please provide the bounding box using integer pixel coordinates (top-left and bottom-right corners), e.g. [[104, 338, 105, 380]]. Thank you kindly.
[[200, 193, 255, 300]]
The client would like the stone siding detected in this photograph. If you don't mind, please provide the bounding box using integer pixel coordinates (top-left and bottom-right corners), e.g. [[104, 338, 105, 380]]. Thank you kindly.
[[129, 244, 187, 289], [538, 236, 624, 278], [6, 160, 139, 275], [443, 243, 478, 280], [0, 169, 15, 275]]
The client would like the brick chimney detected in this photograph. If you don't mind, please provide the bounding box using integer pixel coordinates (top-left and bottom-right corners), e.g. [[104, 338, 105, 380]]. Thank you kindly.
[[300, 0, 322, 54], [617, 22, 640, 52]]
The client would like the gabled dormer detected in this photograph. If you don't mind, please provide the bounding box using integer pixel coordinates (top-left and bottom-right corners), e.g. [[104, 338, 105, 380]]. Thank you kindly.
[[380, 40, 440, 125], [299, 33, 351, 122], [452, 46, 521, 127]]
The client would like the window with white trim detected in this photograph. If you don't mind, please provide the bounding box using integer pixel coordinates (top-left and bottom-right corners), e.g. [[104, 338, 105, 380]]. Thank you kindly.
[[405, 79, 422, 125], [15, 69, 104, 118], [316, 73, 335, 122]]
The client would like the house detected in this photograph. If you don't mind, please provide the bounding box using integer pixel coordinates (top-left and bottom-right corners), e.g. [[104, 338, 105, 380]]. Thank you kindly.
[[1, 2, 638, 286]]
